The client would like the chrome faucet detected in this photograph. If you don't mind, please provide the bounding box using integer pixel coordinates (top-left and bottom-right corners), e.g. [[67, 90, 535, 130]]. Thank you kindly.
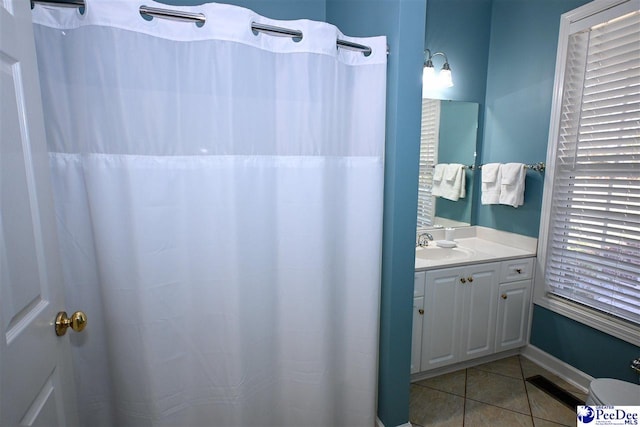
[[417, 232, 434, 247]]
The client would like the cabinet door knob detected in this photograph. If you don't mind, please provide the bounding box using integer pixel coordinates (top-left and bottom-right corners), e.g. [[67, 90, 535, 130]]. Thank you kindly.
[[467, 277, 473, 283], [460, 277, 466, 284], [515, 268, 522, 274], [501, 294, 508, 300], [418, 309, 424, 315]]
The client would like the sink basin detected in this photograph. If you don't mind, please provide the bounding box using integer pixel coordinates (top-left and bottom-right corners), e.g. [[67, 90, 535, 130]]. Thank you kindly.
[[415, 246, 474, 262]]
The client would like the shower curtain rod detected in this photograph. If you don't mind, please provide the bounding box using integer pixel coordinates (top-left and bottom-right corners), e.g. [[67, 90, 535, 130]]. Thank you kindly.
[[31, 0, 375, 56]]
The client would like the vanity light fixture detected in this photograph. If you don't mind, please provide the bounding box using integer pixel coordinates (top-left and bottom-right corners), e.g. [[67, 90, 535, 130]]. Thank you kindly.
[[423, 49, 453, 92]]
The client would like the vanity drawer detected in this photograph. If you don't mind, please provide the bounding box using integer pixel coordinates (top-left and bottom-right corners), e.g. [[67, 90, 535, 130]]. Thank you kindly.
[[500, 258, 534, 283], [414, 271, 425, 298]]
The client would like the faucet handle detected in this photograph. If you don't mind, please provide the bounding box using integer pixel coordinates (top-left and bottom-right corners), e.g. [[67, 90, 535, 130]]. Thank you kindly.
[[417, 233, 432, 247]]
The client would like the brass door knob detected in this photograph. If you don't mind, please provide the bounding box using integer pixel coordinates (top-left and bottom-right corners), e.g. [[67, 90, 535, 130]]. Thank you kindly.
[[460, 277, 467, 284], [467, 277, 473, 283], [516, 268, 522, 274], [501, 294, 508, 300], [55, 311, 87, 336], [418, 309, 424, 315]]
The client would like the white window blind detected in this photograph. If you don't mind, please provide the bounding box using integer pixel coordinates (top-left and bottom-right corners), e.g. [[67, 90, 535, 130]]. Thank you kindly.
[[544, 7, 640, 326], [417, 99, 439, 228]]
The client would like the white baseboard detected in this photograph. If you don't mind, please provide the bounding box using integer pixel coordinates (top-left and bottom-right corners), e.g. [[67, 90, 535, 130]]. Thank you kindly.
[[375, 416, 412, 427], [521, 344, 593, 393]]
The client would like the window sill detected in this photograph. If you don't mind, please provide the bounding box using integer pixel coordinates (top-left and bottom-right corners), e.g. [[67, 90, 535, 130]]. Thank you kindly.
[[534, 295, 640, 347]]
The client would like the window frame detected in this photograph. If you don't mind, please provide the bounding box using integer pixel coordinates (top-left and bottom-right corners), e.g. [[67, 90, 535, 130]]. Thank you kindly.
[[534, 0, 640, 347]]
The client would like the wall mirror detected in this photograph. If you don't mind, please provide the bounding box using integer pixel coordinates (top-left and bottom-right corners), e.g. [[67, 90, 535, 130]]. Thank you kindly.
[[416, 99, 479, 229]]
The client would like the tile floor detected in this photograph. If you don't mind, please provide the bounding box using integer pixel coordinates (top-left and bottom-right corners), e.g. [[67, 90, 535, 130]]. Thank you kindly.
[[410, 355, 588, 427]]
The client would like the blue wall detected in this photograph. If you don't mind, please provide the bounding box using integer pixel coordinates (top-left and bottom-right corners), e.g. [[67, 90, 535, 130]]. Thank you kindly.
[[423, 0, 492, 104], [476, 0, 588, 237], [531, 306, 640, 383]]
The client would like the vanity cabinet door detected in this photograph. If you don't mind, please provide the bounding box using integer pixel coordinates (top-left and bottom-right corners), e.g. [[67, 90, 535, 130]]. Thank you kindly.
[[495, 279, 531, 351], [421, 267, 464, 370], [414, 271, 425, 298], [411, 296, 424, 375], [459, 263, 500, 362]]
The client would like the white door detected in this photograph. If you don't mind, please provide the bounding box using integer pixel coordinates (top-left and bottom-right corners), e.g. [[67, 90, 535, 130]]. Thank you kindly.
[[1, 1, 80, 426]]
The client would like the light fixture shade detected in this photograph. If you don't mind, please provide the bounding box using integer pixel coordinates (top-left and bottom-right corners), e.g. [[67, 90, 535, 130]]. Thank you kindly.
[[422, 65, 437, 97], [423, 50, 453, 92], [439, 68, 453, 88], [422, 65, 436, 88]]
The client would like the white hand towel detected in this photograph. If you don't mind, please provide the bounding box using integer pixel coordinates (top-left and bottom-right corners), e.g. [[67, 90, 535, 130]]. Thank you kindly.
[[444, 163, 459, 181], [433, 164, 446, 182], [451, 163, 466, 200], [499, 163, 526, 207], [432, 164, 446, 198], [435, 163, 465, 201], [481, 163, 502, 205]]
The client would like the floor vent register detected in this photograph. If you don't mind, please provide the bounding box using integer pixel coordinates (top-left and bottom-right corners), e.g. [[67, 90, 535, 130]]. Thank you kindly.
[[526, 375, 585, 409]]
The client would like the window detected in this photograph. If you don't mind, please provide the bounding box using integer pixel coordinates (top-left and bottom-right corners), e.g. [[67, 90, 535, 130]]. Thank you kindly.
[[536, 0, 640, 345], [417, 99, 439, 228]]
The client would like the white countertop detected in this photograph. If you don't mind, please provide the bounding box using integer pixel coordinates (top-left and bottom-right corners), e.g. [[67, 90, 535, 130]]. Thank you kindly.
[[415, 226, 537, 271]]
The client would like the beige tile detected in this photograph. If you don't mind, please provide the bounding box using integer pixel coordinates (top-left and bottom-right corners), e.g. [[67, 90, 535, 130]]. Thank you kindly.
[[466, 369, 531, 415], [474, 356, 523, 379], [520, 357, 585, 395], [415, 369, 466, 397], [519, 356, 549, 378], [526, 382, 578, 426], [533, 417, 572, 427], [464, 399, 533, 427], [410, 384, 465, 427]]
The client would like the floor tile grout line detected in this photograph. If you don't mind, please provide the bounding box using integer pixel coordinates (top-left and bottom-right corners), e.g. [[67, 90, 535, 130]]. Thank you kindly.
[[464, 396, 533, 417], [471, 366, 524, 381], [411, 381, 466, 399], [519, 355, 537, 426], [462, 368, 468, 427]]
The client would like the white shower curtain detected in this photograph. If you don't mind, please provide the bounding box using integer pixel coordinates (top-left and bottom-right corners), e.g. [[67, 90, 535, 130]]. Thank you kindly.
[[32, 1, 387, 426]]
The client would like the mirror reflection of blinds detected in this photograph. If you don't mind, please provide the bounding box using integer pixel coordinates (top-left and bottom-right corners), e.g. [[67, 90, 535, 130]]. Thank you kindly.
[[545, 8, 640, 325], [417, 99, 440, 228]]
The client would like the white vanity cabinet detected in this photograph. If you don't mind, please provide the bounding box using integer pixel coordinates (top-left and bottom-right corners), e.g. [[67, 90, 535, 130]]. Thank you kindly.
[[495, 258, 534, 352], [413, 256, 535, 374], [419, 262, 500, 371], [411, 272, 425, 374]]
